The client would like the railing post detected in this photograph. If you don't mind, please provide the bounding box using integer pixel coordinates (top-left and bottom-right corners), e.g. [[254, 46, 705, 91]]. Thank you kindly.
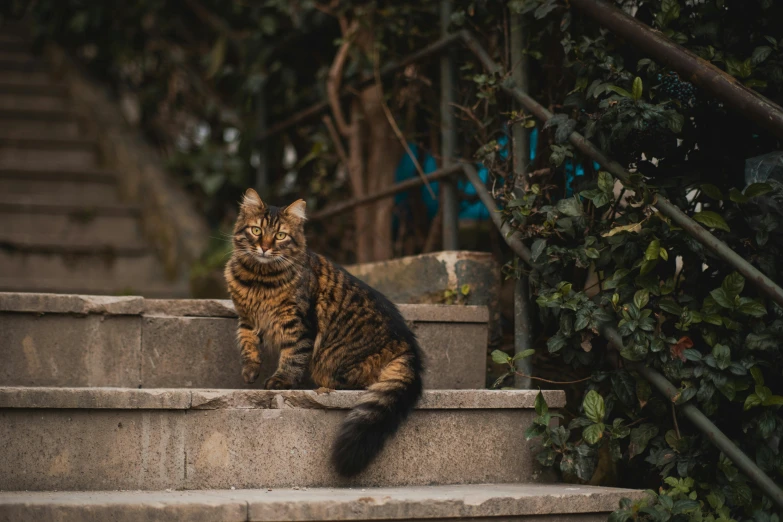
[[440, 0, 459, 251], [510, 12, 533, 389]]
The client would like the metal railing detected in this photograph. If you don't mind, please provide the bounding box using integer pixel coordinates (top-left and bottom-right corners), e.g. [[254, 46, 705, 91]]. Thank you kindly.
[[255, 2, 783, 508]]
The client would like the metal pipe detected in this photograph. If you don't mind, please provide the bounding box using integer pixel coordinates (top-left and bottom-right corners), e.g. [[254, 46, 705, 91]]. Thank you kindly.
[[440, 0, 459, 251], [629, 361, 783, 510], [463, 161, 783, 510], [309, 164, 463, 221], [461, 30, 783, 309], [461, 163, 531, 262], [511, 12, 532, 389], [259, 32, 464, 141], [570, 0, 783, 141]]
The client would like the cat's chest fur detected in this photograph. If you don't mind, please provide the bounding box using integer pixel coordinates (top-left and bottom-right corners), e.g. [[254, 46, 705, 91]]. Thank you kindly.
[[231, 284, 304, 347]]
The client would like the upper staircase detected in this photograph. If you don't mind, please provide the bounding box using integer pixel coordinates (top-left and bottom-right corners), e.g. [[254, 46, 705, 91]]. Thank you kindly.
[[0, 24, 188, 297]]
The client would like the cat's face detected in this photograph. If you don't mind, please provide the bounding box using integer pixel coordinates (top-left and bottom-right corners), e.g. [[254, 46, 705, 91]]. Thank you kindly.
[[233, 189, 307, 266]]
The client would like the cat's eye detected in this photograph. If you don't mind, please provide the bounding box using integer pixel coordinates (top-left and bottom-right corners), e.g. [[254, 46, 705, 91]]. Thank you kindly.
[[249, 226, 261, 236], [275, 232, 288, 240]]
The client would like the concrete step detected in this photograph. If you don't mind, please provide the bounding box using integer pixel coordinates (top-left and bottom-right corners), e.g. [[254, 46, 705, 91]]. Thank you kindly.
[[0, 293, 488, 389], [0, 386, 563, 491], [0, 484, 643, 522], [0, 199, 145, 249], [0, 81, 69, 110], [0, 278, 191, 298], [0, 137, 98, 169], [0, 40, 29, 53], [0, 175, 120, 205], [0, 50, 37, 63], [0, 249, 171, 292], [0, 108, 82, 138], [0, 56, 46, 72], [0, 69, 52, 84]]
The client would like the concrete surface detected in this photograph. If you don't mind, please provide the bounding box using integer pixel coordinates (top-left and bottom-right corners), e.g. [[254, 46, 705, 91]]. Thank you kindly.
[[346, 251, 502, 346], [0, 293, 490, 389], [0, 484, 645, 522], [0, 387, 563, 491]]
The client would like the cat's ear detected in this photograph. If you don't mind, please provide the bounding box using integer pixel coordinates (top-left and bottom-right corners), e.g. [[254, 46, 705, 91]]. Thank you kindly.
[[282, 199, 307, 221], [242, 188, 265, 210]]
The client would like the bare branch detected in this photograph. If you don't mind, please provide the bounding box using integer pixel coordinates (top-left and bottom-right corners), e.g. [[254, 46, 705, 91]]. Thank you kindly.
[[322, 115, 349, 166], [327, 21, 358, 136], [372, 49, 436, 200]]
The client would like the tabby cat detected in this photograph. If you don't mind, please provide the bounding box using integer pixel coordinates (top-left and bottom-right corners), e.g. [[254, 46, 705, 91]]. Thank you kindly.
[[224, 189, 424, 477]]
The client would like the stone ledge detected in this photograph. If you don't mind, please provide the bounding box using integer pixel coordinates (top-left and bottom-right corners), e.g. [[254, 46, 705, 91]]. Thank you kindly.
[[0, 293, 489, 324], [0, 387, 566, 410], [0, 484, 646, 522], [0, 292, 144, 315], [145, 299, 488, 323]]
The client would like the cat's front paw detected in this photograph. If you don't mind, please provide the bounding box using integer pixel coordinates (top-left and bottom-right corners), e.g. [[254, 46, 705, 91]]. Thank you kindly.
[[264, 373, 293, 390], [242, 361, 262, 384]]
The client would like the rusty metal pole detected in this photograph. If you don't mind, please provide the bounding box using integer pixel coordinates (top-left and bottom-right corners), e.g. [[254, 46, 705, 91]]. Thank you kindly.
[[440, 0, 459, 251], [511, 12, 533, 389], [570, 0, 783, 141]]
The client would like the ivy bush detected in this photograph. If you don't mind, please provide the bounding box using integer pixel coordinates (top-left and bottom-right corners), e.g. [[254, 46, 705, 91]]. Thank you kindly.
[[483, 1, 783, 521]]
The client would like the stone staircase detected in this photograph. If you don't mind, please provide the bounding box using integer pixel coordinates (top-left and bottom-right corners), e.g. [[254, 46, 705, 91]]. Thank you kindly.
[[0, 292, 644, 521], [0, 25, 188, 297]]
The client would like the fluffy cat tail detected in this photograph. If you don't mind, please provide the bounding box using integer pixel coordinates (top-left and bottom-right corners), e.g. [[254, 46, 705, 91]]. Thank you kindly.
[[331, 352, 423, 477]]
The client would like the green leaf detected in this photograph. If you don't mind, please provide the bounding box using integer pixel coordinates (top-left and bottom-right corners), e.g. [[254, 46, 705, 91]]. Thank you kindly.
[[632, 77, 643, 101], [659, 299, 683, 315], [644, 240, 661, 261], [640, 258, 658, 275], [659, 248, 669, 261], [512, 349, 535, 361], [722, 272, 745, 299], [637, 379, 652, 406], [763, 395, 783, 406], [531, 239, 547, 262], [629, 423, 659, 458], [606, 85, 633, 98], [602, 222, 642, 237], [692, 211, 730, 232], [751, 46, 773, 65], [612, 371, 636, 406], [700, 183, 724, 200], [583, 390, 606, 423], [598, 171, 614, 193], [729, 188, 750, 203], [583, 422, 605, 444], [737, 298, 767, 317], [756, 385, 771, 402], [744, 182, 773, 198], [491, 350, 511, 365], [585, 247, 600, 259], [672, 499, 700, 515], [751, 366, 764, 385], [710, 288, 734, 309], [634, 290, 650, 309], [744, 393, 762, 410], [206, 36, 227, 79], [535, 391, 549, 416], [712, 344, 731, 370], [460, 284, 471, 296], [556, 197, 583, 217]]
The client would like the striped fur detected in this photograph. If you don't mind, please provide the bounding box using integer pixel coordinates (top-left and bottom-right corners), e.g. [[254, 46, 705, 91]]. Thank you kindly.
[[224, 189, 423, 477]]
